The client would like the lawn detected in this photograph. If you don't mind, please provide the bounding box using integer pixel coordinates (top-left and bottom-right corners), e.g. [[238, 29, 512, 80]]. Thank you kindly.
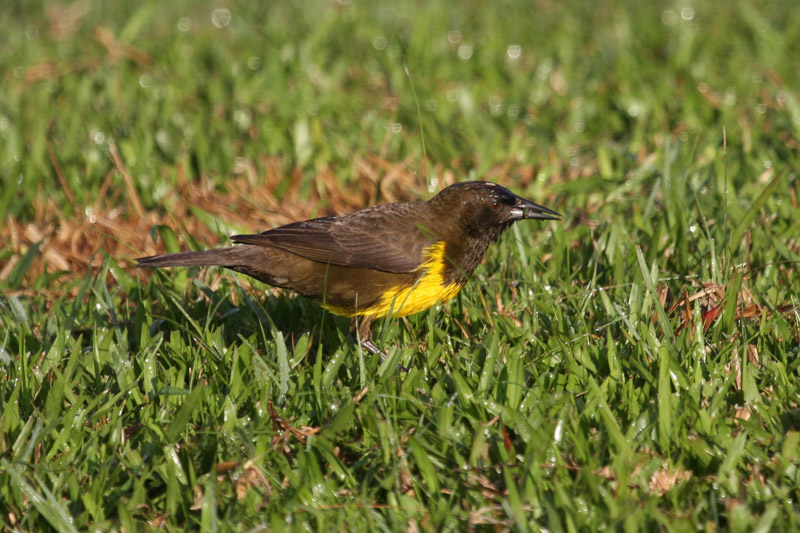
[[2, 0, 799, 530]]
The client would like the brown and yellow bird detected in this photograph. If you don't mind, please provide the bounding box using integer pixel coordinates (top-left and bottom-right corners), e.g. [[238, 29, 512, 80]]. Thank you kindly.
[[137, 181, 560, 356]]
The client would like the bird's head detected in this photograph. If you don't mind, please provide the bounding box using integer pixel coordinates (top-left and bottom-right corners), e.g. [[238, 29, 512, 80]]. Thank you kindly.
[[429, 181, 561, 241]]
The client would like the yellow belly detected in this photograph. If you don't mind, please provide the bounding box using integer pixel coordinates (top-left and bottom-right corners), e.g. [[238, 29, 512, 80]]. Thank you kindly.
[[323, 241, 464, 318]]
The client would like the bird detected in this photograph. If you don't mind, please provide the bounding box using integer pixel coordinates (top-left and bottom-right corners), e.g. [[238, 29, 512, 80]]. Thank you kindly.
[[137, 181, 561, 357]]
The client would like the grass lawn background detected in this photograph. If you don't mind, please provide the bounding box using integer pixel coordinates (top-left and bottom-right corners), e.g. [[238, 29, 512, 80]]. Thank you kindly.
[[2, 0, 799, 529]]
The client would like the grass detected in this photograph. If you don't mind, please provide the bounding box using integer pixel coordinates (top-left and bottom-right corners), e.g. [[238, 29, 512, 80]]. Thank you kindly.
[[2, 0, 800, 529]]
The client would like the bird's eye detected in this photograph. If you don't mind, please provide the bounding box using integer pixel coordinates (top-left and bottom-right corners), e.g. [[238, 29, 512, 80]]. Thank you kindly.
[[490, 200, 500, 210]]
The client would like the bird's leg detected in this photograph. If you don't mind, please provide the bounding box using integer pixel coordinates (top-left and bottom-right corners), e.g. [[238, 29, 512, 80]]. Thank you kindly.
[[351, 316, 408, 371], [364, 338, 409, 372], [351, 316, 384, 358], [360, 338, 388, 361], [351, 315, 390, 362]]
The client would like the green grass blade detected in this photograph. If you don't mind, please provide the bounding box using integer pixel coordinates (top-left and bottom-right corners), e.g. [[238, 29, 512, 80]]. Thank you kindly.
[[165, 384, 206, 444], [729, 168, 786, 252], [3, 461, 79, 533]]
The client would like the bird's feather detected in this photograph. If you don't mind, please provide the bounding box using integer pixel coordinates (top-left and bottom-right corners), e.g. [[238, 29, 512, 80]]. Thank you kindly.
[[232, 202, 440, 273]]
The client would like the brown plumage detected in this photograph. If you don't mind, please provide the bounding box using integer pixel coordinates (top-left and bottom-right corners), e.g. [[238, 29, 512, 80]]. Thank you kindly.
[[137, 181, 561, 356]]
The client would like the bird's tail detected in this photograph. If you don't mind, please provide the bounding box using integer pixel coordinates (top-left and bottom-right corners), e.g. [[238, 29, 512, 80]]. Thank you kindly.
[[136, 247, 241, 269]]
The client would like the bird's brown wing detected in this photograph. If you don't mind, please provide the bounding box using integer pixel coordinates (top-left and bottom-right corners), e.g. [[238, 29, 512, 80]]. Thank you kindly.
[[231, 203, 439, 273]]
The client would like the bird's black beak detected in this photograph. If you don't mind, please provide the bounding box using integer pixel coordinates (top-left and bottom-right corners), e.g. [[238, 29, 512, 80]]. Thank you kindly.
[[509, 196, 562, 221]]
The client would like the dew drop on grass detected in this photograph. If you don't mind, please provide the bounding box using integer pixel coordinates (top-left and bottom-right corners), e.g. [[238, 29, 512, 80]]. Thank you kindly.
[[553, 419, 564, 443], [155, 130, 171, 153], [234, 109, 251, 128], [536, 58, 553, 80], [489, 96, 504, 116], [661, 9, 678, 26], [309, 483, 325, 500], [212, 8, 231, 28], [89, 130, 104, 145], [506, 45, 521, 60], [177, 17, 191, 32], [372, 35, 387, 50]]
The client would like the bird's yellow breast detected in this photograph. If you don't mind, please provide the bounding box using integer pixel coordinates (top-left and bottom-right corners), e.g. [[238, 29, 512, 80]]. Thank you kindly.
[[323, 241, 464, 318]]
